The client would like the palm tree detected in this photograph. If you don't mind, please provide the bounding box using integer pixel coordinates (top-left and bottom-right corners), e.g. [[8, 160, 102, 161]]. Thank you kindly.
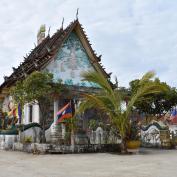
[[78, 71, 167, 153]]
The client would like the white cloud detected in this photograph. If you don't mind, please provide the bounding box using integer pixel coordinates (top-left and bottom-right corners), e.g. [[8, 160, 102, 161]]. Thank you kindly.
[[0, 0, 177, 87]]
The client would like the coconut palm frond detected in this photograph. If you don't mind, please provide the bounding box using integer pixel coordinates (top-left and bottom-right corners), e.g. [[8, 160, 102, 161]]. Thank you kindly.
[[82, 71, 113, 94], [83, 94, 115, 116], [77, 99, 97, 114], [126, 78, 168, 118], [139, 71, 155, 85]]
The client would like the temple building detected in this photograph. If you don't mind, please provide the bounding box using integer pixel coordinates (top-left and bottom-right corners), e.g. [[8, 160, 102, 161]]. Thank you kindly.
[[0, 19, 110, 130]]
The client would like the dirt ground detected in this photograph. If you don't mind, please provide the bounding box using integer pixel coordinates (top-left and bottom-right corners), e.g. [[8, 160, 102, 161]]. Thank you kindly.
[[0, 148, 176, 177]]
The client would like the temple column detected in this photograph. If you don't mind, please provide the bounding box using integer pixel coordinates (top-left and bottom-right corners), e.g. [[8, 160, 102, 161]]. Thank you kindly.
[[24, 104, 30, 124], [32, 103, 40, 123], [71, 99, 76, 152], [54, 100, 58, 122], [50, 99, 60, 143]]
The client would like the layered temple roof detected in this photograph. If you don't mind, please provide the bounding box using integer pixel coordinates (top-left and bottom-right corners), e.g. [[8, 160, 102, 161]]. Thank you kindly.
[[0, 19, 110, 95]]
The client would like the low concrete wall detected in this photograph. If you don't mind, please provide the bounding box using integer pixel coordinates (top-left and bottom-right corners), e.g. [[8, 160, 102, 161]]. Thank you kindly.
[[20, 126, 41, 143], [141, 125, 161, 147], [12, 142, 121, 154], [141, 123, 177, 148], [0, 135, 18, 150], [13, 143, 50, 153], [0, 123, 121, 153], [0, 126, 42, 150]]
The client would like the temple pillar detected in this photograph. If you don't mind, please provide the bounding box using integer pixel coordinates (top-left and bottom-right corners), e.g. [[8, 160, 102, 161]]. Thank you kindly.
[[54, 100, 58, 122], [24, 104, 30, 124], [71, 99, 76, 152], [50, 99, 60, 143], [32, 103, 40, 123]]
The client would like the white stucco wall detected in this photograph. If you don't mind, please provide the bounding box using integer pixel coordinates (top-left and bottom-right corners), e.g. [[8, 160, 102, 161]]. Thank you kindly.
[[23, 103, 40, 124], [24, 104, 29, 124], [32, 103, 40, 123], [21, 127, 41, 143], [0, 135, 18, 150]]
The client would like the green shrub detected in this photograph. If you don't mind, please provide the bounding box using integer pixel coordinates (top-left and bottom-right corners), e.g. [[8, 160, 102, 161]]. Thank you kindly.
[[24, 136, 32, 143]]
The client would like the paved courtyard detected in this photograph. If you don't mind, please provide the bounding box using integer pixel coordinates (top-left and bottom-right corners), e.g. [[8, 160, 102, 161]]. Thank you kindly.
[[0, 149, 176, 177]]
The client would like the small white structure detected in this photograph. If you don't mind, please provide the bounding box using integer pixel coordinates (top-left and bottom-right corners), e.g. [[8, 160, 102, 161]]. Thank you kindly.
[[141, 125, 161, 146], [95, 127, 104, 144]]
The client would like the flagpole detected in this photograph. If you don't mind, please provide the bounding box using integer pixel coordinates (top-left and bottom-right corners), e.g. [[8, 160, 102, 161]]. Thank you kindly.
[[71, 99, 75, 153]]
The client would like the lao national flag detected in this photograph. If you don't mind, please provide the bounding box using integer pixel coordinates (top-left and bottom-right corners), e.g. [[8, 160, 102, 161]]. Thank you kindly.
[[55, 102, 72, 124], [170, 109, 177, 124]]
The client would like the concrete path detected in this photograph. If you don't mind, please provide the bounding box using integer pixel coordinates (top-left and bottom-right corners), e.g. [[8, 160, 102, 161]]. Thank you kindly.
[[0, 149, 176, 177]]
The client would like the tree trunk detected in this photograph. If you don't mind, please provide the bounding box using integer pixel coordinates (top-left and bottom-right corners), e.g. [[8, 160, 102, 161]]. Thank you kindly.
[[19, 130, 22, 143], [41, 118, 46, 143], [38, 103, 46, 143], [121, 137, 128, 154], [71, 129, 75, 153]]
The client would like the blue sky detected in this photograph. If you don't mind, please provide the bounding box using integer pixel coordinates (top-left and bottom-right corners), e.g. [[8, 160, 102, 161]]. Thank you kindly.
[[0, 0, 177, 87]]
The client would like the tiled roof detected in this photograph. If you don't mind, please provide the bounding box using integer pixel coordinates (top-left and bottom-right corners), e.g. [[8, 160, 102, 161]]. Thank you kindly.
[[0, 19, 110, 91]]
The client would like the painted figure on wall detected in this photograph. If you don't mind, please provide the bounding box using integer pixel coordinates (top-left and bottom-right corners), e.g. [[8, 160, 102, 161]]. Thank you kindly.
[[1, 96, 18, 129], [46, 32, 97, 87]]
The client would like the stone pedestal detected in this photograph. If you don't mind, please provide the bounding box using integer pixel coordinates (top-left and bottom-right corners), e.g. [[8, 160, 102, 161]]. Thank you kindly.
[[61, 124, 66, 139], [50, 100, 61, 143], [50, 123, 62, 144]]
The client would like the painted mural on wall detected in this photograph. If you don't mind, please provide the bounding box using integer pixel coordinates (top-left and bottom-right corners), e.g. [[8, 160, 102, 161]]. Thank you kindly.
[[2, 96, 14, 114], [1, 96, 18, 129], [45, 32, 98, 87]]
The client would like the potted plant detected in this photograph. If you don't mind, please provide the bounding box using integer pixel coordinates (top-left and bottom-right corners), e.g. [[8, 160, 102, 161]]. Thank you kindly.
[[23, 136, 32, 153], [126, 121, 141, 153]]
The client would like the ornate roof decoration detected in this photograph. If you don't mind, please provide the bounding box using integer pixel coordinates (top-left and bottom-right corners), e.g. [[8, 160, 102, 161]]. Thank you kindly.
[[0, 19, 110, 92]]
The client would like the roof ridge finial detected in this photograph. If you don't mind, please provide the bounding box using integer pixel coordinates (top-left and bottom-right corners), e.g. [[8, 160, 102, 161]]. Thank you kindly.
[[61, 17, 64, 29], [48, 26, 51, 36], [76, 8, 79, 20]]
